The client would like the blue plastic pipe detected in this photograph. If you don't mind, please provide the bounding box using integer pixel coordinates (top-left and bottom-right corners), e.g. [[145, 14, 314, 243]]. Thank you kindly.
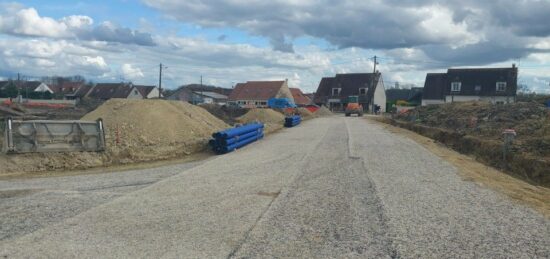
[[212, 123, 264, 139]]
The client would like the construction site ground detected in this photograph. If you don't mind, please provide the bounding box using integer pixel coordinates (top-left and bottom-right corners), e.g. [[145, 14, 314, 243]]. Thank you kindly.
[[393, 101, 550, 187], [1, 116, 548, 258]]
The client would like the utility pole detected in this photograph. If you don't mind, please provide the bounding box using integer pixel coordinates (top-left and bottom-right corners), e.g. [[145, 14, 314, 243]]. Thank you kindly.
[[371, 56, 379, 114], [158, 63, 166, 98]]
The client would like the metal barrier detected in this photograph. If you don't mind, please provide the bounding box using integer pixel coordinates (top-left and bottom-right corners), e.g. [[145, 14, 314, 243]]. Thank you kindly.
[[284, 115, 302, 128], [209, 123, 264, 154], [3, 118, 106, 154]]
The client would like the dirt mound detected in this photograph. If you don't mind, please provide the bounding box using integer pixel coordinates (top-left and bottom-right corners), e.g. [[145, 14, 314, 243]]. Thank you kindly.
[[198, 103, 248, 125], [0, 99, 230, 176], [315, 106, 333, 116], [237, 108, 285, 134], [398, 101, 550, 155], [297, 107, 315, 120], [82, 99, 228, 162], [393, 101, 550, 186]]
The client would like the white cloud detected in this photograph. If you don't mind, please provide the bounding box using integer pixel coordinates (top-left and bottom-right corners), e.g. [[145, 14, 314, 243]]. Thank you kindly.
[[121, 64, 144, 79], [0, 8, 71, 37], [0, 6, 154, 46]]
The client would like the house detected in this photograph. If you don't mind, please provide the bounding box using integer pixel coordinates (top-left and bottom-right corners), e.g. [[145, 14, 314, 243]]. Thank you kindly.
[[290, 88, 312, 106], [0, 80, 54, 99], [0, 81, 54, 94], [314, 73, 386, 112], [192, 91, 228, 105], [134, 85, 161, 99], [166, 84, 231, 104], [422, 65, 518, 105], [49, 81, 88, 99], [87, 83, 142, 100], [228, 80, 294, 108]]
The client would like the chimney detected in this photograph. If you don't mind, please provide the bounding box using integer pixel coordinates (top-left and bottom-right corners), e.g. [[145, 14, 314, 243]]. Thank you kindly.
[[512, 63, 516, 68]]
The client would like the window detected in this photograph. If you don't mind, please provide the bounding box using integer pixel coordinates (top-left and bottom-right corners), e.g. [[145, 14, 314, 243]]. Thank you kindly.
[[474, 85, 482, 92], [496, 82, 507, 91], [359, 88, 367, 95], [332, 88, 341, 96], [451, 82, 461, 92]]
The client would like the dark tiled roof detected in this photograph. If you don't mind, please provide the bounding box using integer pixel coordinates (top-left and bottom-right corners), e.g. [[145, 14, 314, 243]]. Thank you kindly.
[[88, 83, 132, 99], [314, 77, 335, 103], [314, 73, 381, 104], [49, 82, 85, 94], [445, 67, 517, 96], [290, 88, 311, 105], [73, 84, 93, 97], [228, 81, 285, 101], [423, 73, 447, 100]]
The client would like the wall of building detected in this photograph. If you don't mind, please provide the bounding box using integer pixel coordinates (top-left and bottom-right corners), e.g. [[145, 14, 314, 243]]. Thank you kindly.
[[35, 83, 54, 93], [233, 100, 269, 108], [127, 88, 144, 99], [373, 80, 387, 112], [147, 88, 161, 99], [444, 95, 515, 104]]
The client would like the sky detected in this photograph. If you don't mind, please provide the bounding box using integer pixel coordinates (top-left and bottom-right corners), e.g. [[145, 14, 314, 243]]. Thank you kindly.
[[0, 0, 549, 93]]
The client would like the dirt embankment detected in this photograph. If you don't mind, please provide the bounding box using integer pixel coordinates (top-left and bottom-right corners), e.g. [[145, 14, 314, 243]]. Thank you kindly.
[[237, 109, 285, 134], [315, 106, 333, 116], [198, 104, 248, 125], [389, 101, 550, 187], [0, 99, 228, 175]]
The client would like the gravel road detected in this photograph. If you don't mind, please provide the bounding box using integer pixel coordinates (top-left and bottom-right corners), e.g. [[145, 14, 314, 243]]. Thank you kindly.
[[0, 116, 548, 258]]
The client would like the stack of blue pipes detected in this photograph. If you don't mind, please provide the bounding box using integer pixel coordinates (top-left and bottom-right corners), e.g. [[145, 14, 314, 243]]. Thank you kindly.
[[209, 123, 264, 154], [284, 115, 301, 128]]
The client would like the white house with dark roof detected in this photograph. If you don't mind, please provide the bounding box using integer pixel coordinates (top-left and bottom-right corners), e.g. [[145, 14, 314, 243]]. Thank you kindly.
[[422, 65, 518, 106]]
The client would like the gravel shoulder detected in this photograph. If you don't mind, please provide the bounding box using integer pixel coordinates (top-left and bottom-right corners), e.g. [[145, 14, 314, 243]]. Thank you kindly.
[[0, 116, 548, 258]]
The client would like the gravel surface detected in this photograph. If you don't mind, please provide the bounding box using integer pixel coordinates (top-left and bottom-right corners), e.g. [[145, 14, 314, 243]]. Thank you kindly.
[[0, 116, 548, 258], [0, 161, 205, 242]]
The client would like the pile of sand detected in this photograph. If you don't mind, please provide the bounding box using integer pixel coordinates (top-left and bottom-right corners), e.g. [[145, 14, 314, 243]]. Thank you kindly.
[[198, 103, 248, 125], [297, 107, 315, 120], [237, 108, 285, 134], [0, 99, 230, 175], [82, 99, 228, 163], [315, 106, 333, 116]]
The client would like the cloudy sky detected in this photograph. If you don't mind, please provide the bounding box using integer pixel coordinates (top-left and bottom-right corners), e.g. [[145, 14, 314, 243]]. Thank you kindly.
[[0, 0, 549, 93]]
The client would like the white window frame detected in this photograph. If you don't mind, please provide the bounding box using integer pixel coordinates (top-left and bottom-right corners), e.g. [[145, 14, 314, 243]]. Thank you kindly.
[[332, 88, 341, 96], [451, 82, 461, 92], [359, 88, 368, 95], [496, 82, 507, 92]]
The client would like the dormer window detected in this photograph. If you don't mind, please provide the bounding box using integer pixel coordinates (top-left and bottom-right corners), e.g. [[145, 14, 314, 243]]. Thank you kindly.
[[359, 88, 367, 95], [332, 88, 341, 96], [496, 82, 507, 91], [451, 82, 461, 92]]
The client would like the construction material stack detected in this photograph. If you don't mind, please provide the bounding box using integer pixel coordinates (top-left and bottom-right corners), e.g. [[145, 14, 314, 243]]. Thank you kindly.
[[284, 115, 301, 128], [209, 123, 264, 154]]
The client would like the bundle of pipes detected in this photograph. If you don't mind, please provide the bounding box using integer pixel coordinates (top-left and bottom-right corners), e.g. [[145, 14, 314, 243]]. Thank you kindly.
[[209, 123, 264, 154], [284, 115, 302, 128]]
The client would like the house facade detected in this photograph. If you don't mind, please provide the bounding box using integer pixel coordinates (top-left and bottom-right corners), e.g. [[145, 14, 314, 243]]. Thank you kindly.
[[228, 80, 294, 108], [314, 73, 386, 113], [422, 66, 518, 106]]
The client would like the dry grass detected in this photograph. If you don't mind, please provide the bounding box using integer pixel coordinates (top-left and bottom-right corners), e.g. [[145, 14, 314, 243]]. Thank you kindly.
[[368, 116, 550, 218]]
